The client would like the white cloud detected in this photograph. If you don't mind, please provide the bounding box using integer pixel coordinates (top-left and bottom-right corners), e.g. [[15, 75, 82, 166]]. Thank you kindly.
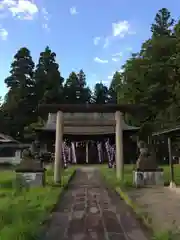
[[70, 6, 78, 15], [0, 0, 39, 20], [0, 27, 8, 40], [108, 75, 113, 80], [112, 20, 131, 37], [42, 23, 50, 32], [103, 37, 110, 48], [108, 70, 117, 80], [112, 52, 123, 57], [42, 7, 49, 21], [0, 0, 15, 8], [0, 1, 50, 32], [93, 36, 111, 48], [112, 57, 119, 62], [126, 47, 133, 52], [10, 1, 38, 17], [98, 21, 135, 49], [94, 57, 108, 64], [111, 52, 123, 62], [93, 37, 100, 45], [41, 7, 50, 31], [128, 31, 136, 35]]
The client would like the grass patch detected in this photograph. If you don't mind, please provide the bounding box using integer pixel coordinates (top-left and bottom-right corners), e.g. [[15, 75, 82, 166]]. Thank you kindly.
[[152, 230, 180, 240], [100, 164, 134, 190], [100, 164, 180, 187], [116, 187, 152, 227], [0, 166, 76, 240]]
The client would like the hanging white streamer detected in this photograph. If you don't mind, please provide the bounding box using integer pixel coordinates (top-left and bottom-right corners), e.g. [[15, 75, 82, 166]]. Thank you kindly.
[[68, 147, 71, 163], [110, 144, 115, 165], [97, 142, 102, 163], [105, 141, 111, 164], [62, 142, 66, 165], [71, 142, 77, 163]]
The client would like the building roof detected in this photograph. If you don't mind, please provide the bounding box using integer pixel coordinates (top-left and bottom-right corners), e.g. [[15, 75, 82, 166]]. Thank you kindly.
[[36, 112, 139, 135], [152, 126, 180, 137], [0, 133, 19, 143], [38, 103, 146, 114]]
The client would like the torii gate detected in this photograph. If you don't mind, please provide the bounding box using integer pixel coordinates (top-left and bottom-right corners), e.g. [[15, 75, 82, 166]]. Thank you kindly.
[[38, 104, 143, 184]]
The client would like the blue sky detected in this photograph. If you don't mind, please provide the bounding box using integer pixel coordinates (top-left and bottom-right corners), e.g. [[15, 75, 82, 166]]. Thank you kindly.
[[0, 0, 180, 99]]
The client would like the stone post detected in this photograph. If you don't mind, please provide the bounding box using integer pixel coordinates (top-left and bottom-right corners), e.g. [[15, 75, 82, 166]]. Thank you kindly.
[[86, 141, 89, 164], [115, 111, 124, 180], [15, 150, 21, 164], [54, 111, 63, 184], [168, 137, 176, 188]]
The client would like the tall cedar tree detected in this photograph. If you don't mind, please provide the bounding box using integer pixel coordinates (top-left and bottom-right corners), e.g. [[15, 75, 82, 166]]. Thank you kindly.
[[108, 71, 123, 104], [34, 46, 64, 105], [64, 70, 91, 103], [3, 47, 35, 138], [93, 82, 109, 104], [77, 70, 91, 103]]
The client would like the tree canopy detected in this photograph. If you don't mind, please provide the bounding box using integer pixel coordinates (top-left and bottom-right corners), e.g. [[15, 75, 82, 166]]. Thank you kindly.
[[1, 8, 180, 140], [113, 8, 180, 131]]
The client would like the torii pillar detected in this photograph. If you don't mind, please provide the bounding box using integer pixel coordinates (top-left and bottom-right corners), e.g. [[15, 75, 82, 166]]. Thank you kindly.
[[86, 141, 89, 164], [54, 111, 63, 184], [115, 111, 124, 180]]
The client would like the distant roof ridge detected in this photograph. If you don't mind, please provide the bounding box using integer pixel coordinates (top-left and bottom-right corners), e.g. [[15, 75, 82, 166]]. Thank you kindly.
[[152, 126, 180, 136], [0, 133, 20, 143]]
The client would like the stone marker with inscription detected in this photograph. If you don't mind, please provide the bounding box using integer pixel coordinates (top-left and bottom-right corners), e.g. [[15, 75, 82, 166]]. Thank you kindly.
[[15, 148, 45, 188]]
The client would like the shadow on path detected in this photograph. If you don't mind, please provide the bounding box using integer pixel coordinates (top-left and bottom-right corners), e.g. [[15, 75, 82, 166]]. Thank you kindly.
[[42, 168, 150, 240]]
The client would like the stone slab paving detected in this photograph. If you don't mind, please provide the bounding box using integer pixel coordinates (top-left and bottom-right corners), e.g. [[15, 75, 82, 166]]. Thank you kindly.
[[42, 167, 149, 240]]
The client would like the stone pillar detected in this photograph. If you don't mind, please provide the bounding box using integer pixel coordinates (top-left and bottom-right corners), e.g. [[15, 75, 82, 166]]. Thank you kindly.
[[54, 111, 63, 184], [168, 137, 176, 188], [86, 141, 89, 164], [115, 111, 124, 180], [15, 150, 21, 164]]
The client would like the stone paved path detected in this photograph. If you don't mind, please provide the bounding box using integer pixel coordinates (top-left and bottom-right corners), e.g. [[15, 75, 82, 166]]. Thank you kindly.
[[42, 167, 149, 240]]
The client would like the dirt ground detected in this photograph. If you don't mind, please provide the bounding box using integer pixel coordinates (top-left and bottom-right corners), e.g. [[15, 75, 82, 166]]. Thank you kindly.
[[127, 186, 180, 233]]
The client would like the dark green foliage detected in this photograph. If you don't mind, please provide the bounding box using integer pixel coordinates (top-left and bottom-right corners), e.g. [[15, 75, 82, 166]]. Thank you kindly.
[[64, 70, 91, 104], [2, 47, 35, 138], [93, 82, 109, 104], [34, 46, 64, 105], [1, 8, 180, 139], [111, 8, 180, 133]]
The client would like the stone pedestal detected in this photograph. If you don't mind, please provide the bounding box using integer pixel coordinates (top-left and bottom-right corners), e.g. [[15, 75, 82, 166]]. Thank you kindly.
[[15, 158, 45, 187], [133, 169, 164, 187]]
